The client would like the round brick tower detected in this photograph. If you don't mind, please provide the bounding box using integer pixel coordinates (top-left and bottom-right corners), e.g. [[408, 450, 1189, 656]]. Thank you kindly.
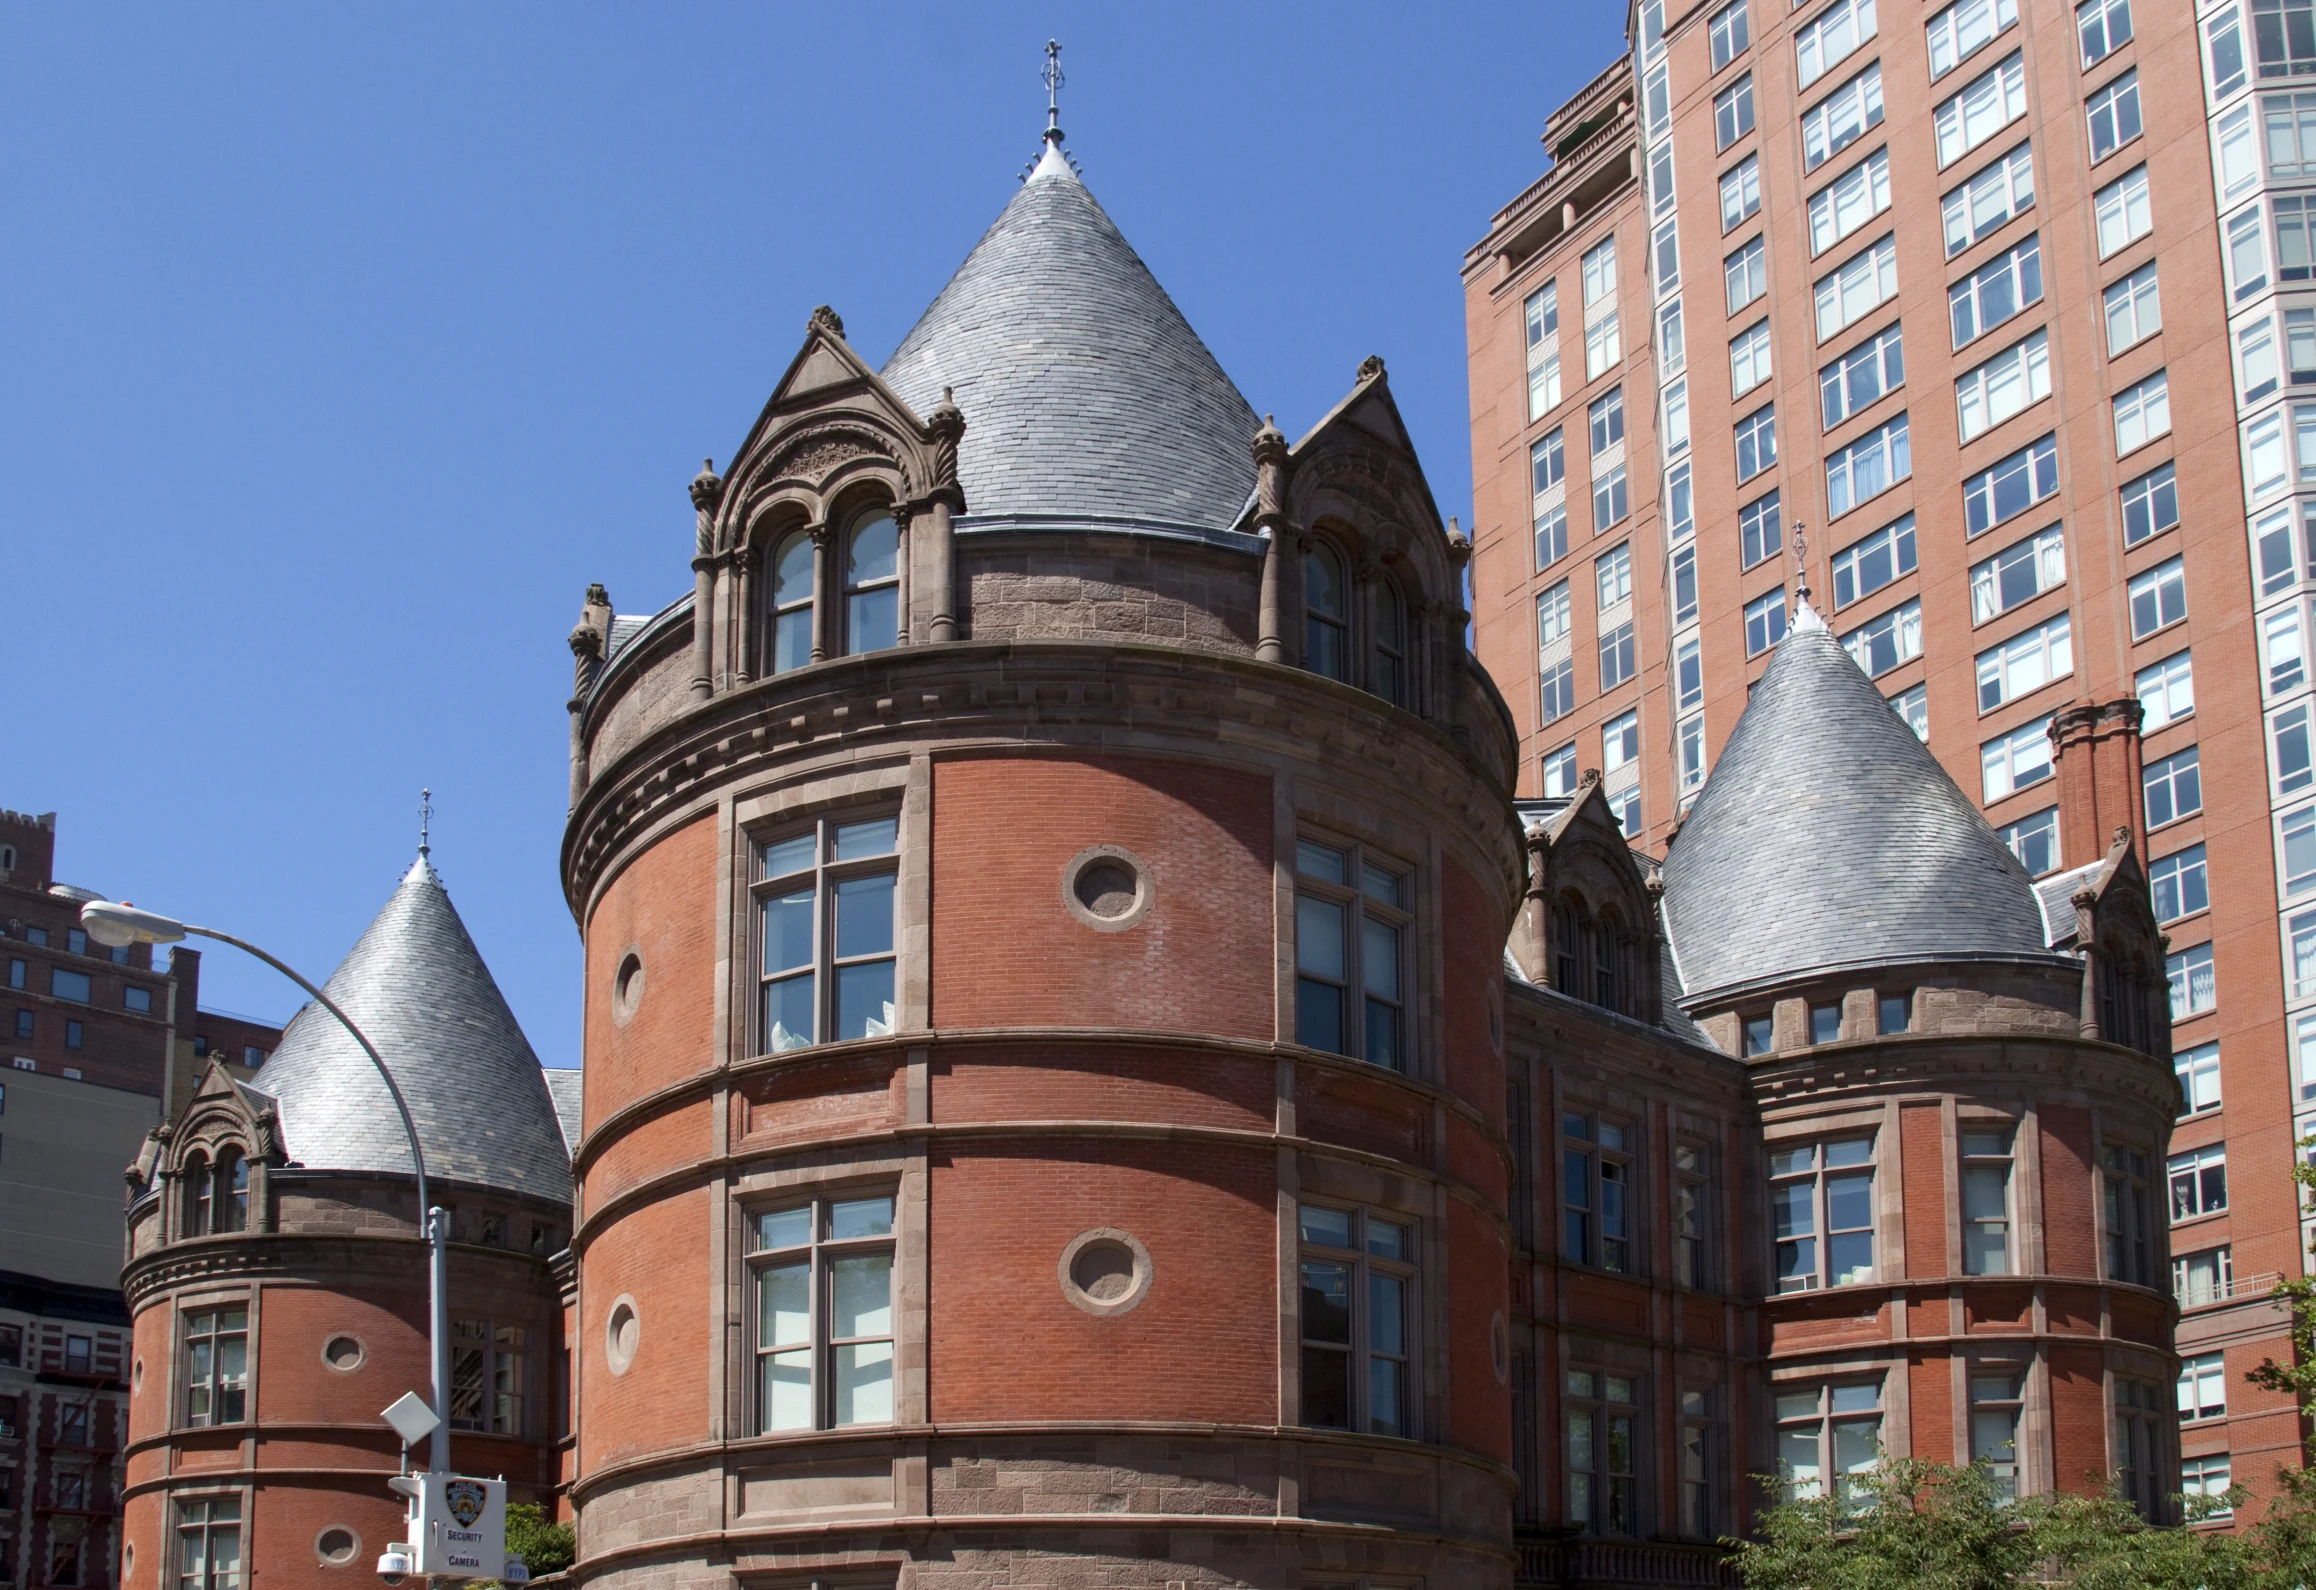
[[561, 130, 1525, 1589]]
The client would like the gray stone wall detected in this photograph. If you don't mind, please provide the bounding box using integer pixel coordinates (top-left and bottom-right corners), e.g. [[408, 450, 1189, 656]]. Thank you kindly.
[[958, 530, 1260, 654]]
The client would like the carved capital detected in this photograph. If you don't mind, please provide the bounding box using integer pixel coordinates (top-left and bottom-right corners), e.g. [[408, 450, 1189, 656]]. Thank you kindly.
[[690, 458, 724, 555]]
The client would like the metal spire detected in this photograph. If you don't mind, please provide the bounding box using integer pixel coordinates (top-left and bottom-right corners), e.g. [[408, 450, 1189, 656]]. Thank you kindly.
[[1790, 521, 1826, 632], [1043, 39, 1065, 143], [418, 788, 432, 860]]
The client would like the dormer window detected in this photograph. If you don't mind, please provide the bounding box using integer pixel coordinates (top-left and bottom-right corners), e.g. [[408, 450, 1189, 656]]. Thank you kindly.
[[184, 1153, 212, 1237], [770, 531, 814, 674], [1372, 581, 1408, 706], [1306, 543, 1349, 680], [843, 511, 900, 655]]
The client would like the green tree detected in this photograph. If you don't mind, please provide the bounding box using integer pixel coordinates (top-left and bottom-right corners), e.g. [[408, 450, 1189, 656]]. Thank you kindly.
[[468, 1502, 576, 1586]]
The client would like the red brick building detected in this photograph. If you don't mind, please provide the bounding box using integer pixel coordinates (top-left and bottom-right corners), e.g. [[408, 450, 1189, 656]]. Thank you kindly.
[[1462, 0, 2292, 1516]]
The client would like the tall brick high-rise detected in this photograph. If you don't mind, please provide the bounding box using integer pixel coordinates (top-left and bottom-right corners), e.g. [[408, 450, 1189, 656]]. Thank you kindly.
[[1463, 0, 2293, 1515]]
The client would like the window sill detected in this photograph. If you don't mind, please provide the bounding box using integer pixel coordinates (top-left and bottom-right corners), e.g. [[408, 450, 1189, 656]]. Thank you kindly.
[[2128, 614, 2189, 649], [2088, 131, 2145, 174]]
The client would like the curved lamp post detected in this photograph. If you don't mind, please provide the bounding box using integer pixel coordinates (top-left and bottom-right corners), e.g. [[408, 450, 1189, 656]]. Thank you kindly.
[[79, 899, 453, 1476]]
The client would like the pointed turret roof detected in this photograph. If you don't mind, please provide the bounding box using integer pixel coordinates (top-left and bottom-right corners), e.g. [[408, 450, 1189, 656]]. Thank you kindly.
[[254, 856, 571, 1205], [878, 146, 1261, 538], [1659, 623, 2058, 1003]]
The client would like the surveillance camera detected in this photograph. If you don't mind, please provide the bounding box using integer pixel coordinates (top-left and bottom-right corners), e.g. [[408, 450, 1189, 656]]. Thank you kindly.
[[376, 1544, 412, 1584]]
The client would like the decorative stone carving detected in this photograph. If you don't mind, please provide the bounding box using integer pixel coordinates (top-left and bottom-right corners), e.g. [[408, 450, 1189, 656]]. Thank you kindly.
[[769, 432, 894, 486], [689, 459, 723, 555], [927, 386, 966, 501], [1356, 353, 1387, 383], [808, 304, 845, 340]]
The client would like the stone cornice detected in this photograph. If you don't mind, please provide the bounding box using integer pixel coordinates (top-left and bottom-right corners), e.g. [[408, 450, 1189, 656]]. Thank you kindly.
[[562, 640, 1522, 925], [1745, 1033, 2180, 1120], [122, 1229, 558, 1311]]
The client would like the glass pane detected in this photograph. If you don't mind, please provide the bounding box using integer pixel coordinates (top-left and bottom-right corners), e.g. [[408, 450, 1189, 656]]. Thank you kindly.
[[1777, 1237, 1816, 1286], [760, 1260, 809, 1347], [763, 833, 816, 880], [834, 959, 895, 1040], [1831, 1381, 1880, 1414], [1365, 998, 1402, 1070], [1829, 1229, 1874, 1285], [774, 532, 814, 600], [834, 817, 898, 860], [764, 971, 815, 1051], [1827, 1172, 1873, 1230], [847, 586, 899, 653], [847, 515, 898, 585], [1367, 1218, 1409, 1262], [754, 1206, 811, 1251], [829, 1196, 894, 1240], [763, 887, 815, 975], [1963, 1166, 2008, 1220], [1300, 1204, 1353, 1247], [1369, 1272, 1405, 1355], [761, 1347, 811, 1431], [1773, 1181, 1816, 1240], [1362, 919, 1401, 999], [1370, 1355, 1405, 1436], [830, 1254, 892, 1338], [1361, 861, 1405, 908], [1964, 1224, 2009, 1274], [834, 1340, 893, 1425], [1769, 1145, 1812, 1175], [1296, 896, 1346, 978], [1962, 1128, 2012, 1156], [1569, 1369, 1595, 1397], [1833, 1416, 1881, 1476], [1825, 1138, 1874, 1168], [1776, 1391, 1818, 1421], [775, 609, 813, 674], [1296, 978, 1344, 1053], [833, 873, 895, 959], [1301, 1261, 1352, 1344], [1571, 1409, 1596, 1470], [1297, 840, 1348, 883], [1303, 1346, 1351, 1427]]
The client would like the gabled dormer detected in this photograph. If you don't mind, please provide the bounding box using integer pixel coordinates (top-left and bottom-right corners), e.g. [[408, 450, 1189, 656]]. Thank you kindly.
[[2059, 827, 2171, 1061], [1510, 772, 1663, 1024], [143, 1062, 282, 1242]]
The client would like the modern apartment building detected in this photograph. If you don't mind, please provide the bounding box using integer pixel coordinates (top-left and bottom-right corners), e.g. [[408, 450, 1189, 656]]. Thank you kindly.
[[1464, 0, 2297, 1512]]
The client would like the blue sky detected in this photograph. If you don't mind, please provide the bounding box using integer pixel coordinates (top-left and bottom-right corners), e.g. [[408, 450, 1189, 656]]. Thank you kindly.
[[2, 4, 1623, 1063]]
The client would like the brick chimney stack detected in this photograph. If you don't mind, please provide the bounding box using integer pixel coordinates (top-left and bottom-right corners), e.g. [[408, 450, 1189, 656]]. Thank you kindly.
[[2049, 699, 2147, 870]]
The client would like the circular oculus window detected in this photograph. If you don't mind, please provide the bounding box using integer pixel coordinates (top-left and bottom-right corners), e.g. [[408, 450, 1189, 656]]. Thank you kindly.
[[322, 1334, 365, 1372], [1062, 846, 1152, 932], [316, 1527, 360, 1566], [611, 949, 646, 1026], [605, 1295, 640, 1374], [1058, 1227, 1154, 1317]]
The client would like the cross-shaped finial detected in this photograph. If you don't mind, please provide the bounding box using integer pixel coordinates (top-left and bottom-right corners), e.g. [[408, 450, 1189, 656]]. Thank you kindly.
[[1791, 520, 1811, 605], [1043, 39, 1065, 138], [419, 788, 432, 859]]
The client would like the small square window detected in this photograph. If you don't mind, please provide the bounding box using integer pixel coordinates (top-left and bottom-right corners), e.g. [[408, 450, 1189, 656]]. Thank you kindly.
[[1744, 1015, 1775, 1055], [1811, 1004, 1841, 1044], [1877, 994, 1908, 1035]]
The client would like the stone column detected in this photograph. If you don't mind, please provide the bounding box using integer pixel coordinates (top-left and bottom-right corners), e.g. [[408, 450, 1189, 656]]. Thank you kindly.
[[688, 461, 723, 703], [1252, 415, 1290, 663], [2073, 886, 2102, 1040], [810, 524, 834, 663], [926, 387, 966, 644], [889, 501, 914, 647], [1510, 822, 1551, 985], [732, 545, 758, 682]]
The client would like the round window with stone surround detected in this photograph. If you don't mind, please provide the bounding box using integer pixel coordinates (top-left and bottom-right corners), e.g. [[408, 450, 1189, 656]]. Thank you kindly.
[[316, 1527, 360, 1566], [605, 1295, 640, 1374], [611, 949, 646, 1027], [1057, 1227, 1154, 1316], [1061, 846, 1152, 932], [321, 1335, 365, 1373]]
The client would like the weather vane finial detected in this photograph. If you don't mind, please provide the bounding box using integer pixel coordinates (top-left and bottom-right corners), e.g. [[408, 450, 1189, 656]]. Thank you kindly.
[[1043, 39, 1065, 143], [419, 788, 432, 860], [1791, 520, 1811, 607]]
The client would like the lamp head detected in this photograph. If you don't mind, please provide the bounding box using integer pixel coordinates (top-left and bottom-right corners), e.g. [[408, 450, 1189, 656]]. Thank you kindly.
[[80, 901, 187, 949]]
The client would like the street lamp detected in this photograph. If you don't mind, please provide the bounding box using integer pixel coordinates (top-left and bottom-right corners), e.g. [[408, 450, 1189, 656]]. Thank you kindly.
[[78, 898, 453, 1477]]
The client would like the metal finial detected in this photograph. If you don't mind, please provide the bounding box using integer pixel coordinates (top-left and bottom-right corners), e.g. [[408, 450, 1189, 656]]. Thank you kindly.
[[1790, 521, 1811, 605], [1042, 39, 1065, 142], [419, 788, 432, 859]]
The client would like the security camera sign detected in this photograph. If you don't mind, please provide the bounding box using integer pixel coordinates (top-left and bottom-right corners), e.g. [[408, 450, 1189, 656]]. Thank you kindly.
[[416, 1474, 506, 1579]]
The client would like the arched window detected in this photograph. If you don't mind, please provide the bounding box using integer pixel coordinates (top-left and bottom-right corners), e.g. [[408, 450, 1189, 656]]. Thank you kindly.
[[844, 511, 900, 655], [184, 1153, 212, 1238], [218, 1150, 248, 1234], [1595, 909, 1623, 1016], [1372, 580, 1408, 706], [1552, 898, 1581, 993], [768, 530, 816, 675], [1305, 543, 1349, 680], [0, 845, 15, 871]]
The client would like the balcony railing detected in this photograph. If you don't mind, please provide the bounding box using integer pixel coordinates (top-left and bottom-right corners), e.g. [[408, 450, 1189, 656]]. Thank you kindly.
[[2177, 1270, 2282, 1309], [1516, 1536, 1736, 1587]]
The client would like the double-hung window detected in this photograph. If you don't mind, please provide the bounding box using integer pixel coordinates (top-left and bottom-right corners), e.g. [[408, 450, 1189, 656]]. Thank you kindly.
[[2120, 461, 2175, 546], [1936, 51, 2026, 169], [1772, 1137, 1875, 1291], [1563, 1112, 1634, 1271], [1820, 323, 1904, 427], [2152, 845, 2210, 922], [2087, 70, 2143, 161], [1970, 524, 2065, 621], [1721, 155, 1762, 232], [1679, 1389, 1715, 1534], [1740, 491, 1784, 569], [1537, 580, 1572, 654], [1831, 515, 1915, 607], [449, 1319, 526, 1435], [1965, 435, 2058, 538], [1775, 1380, 1883, 1500], [1816, 235, 1896, 341], [1809, 146, 1890, 256], [2104, 264, 2160, 354], [2102, 1143, 2154, 1283], [751, 1192, 895, 1431], [2270, 606, 2308, 693], [1796, 0, 1875, 88], [1735, 405, 1777, 482], [2168, 943, 2218, 1019], [1950, 236, 2041, 348], [1928, 0, 2017, 78], [1298, 1202, 1415, 1437], [2114, 1378, 2162, 1520], [1802, 63, 1883, 171], [1585, 312, 1622, 380], [176, 1497, 242, 1590], [1996, 807, 2059, 875], [184, 1308, 248, 1427], [1568, 1370, 1640, 1532], [2113, 372, 2170, 454], [1826, 415, 1909, 518], [1981, 717, 2054, 800], [1600, 620, 1636, 689], [1711, 0, 1751, 69], [2167, 1138, 2223, 1222], [1842, 599, 1921, 677], [1960, 1125, 2015, 1273], [2177, 1043, 2220, 1114], [1943, 143, 2034, 257], [1295, 838, 1411, 1068], [1956, 329, 2050, 442], [1970, 1370, 2025, 1499], [2078, 0, 2131, 65], [756, 814, 899, 1052], [2259, 0, 2316, 79], [1526, 282, 1560, 420], [2096, 165, 2152, 258], [2176, 1245, 2234, 1306], [2128, 555, 2186, 639], [1674, 1144, 1710, 1288], [1726, 236, 1767, 314], [2145, 746, 2202, 827], [2178, 1351, 2226, 1420], [1975, 614, 2071, 710], [1715, 74, 1757, 150], [1745, 590, 1789, 657], [1731, 320, 1773, 397], [2138, 650, 2194, 727]]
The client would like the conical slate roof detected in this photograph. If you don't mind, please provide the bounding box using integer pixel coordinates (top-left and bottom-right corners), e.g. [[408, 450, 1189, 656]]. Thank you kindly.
[[255, 855, 571, 1205], [879, 144, 1261, 537], [1660, 614, 2057, 1003]]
